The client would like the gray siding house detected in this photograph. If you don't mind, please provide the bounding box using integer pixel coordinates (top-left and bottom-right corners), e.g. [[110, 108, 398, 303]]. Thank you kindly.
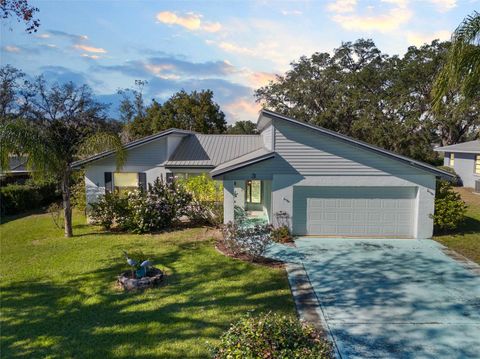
[[72, 110, 452, 239], [434, 140, 480, 188]]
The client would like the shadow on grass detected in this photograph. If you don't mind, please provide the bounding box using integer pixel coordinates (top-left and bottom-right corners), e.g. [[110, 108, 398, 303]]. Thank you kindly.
[[1, 241, 292, 358]]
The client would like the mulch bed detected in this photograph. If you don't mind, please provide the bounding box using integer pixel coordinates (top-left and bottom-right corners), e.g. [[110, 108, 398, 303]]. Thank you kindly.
[[215, 241, 285, 268]]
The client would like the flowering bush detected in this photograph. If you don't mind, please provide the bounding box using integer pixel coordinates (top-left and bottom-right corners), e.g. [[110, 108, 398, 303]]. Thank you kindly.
[[221, 221, 273, 261], [89, 178, 192, 233], [211, 312, 332, 359]]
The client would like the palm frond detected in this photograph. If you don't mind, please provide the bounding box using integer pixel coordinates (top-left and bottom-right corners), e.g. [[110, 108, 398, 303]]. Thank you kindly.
[[432, 11, 480, 111], [0, 119, 58, 179], [77, 132, 126, 170]]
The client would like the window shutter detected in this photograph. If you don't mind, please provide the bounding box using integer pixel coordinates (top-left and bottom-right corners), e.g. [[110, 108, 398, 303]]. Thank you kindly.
[[138, 172, 147, 191], [104, 172, 112, 193]]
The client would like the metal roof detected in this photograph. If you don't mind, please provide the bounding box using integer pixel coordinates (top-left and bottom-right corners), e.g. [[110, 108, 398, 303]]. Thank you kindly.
[[434, 140, 480, 154], [210, 148, 274, 177], [166, 134, 262, 167], [70, 128, 194, 168], [260, 109, 455, 179]]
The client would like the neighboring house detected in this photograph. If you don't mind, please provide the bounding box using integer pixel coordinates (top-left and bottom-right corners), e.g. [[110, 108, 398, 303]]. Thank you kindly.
[[0, 156, 30, 185], [72, 109, 453, 239], [434, 140, 480, 188]]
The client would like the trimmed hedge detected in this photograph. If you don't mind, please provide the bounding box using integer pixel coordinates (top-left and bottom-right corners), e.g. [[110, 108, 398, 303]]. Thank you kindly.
[[0, 181, 60, 215]]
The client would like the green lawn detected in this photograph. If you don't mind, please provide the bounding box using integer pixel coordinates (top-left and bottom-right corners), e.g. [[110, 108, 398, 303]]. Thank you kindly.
[[434, 187, 480, 264], [0, 212, 294, 358]]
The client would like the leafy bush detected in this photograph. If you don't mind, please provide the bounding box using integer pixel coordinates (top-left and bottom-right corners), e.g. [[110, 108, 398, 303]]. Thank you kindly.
[[221, 221, 273, 261], [437, 165, 461, 186], [0, 180, 60, 215], [272, 225, 293, 243], [89, 178, 192, 233], [71, 172, 87, 213], [178, 174, 224, 226], [90, 192, 129, 230], [212, 312, 332, 359], [433, 180, 467, 232]]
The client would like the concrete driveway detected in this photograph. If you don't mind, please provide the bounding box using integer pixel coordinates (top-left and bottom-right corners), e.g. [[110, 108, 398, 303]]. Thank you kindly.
[[268, 238, 480, 358]]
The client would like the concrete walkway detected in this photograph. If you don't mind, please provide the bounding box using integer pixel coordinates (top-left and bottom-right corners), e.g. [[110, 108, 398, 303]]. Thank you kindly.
[[268, 238, 480, 359]]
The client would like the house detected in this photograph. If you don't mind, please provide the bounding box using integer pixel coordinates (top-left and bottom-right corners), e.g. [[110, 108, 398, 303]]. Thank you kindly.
[[72, 109, 453, 239], [434, 140, 480, 188], [0, 156, 30, 185]]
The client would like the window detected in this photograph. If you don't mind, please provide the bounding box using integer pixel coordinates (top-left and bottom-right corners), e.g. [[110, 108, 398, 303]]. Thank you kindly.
[[246, 180, 261, 203], [113, 172, 138, 194], [476, 155, 480, 174], [449, 153, 455, 167]]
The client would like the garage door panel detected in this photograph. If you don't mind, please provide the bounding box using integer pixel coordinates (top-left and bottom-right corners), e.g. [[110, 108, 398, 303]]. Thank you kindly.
[[293, 186, 416, 238]]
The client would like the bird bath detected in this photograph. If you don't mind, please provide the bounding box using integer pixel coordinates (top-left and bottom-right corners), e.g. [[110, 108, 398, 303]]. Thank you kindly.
[[117, 267, 164, 291]]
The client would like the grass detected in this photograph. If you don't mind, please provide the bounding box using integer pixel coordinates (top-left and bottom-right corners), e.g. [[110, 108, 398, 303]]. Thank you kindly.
[[0, 212, 294, 358], [434, 187, 480, 264]]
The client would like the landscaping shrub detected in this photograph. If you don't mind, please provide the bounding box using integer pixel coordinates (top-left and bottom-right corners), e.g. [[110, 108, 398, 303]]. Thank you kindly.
[[212, 312, 332, 359], [89, 178, 192, 233], [433, 180, 467, 232], [90, 192, 129, 230], [0, 179, 60, 215], [437, 165, 461, 186], [221, 221, 273, 261], [178, 174, 224, 226], [272, 225, 293, 243]]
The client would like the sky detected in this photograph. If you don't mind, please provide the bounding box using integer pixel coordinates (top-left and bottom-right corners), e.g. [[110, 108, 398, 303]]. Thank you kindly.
[[1, 0, 478, 123]]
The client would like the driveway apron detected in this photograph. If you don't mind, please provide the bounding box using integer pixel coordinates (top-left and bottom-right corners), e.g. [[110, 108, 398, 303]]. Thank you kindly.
[[267, 238, 480, 358]]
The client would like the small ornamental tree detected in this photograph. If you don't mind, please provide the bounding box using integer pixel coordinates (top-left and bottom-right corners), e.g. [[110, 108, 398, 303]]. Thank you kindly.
[[433, 180, 467, 232]]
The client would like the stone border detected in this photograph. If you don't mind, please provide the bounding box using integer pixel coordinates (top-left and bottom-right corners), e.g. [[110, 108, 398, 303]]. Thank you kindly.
[[286, 263, 343, 359], [117, 267, 164, 291]]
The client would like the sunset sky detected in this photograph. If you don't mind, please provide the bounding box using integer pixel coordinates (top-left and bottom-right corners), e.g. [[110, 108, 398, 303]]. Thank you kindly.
[[1, 0, 478, 123]]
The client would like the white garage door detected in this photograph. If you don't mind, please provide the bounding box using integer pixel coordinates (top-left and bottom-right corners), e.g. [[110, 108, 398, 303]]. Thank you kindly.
[[293, 187, 416, 238]]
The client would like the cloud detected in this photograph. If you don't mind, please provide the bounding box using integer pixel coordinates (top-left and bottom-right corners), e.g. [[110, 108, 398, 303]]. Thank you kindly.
[[98, 56, 236, 79], [327, 0, 357, 13], [209, 40, 256, 56], [328, 0, 412, 32], [428, 0, 456, 12], [248, 71, 278, 88], [74, 44, 107, 53], [34, 33, 51, 39], [39, 66, 91, 86], [81, 53, 101, 60], [47, 30, 88, 42], [281, 9, 303, 15], [407, 30, 451, 46], [223, 98, 261, 122], [155, 11, 222, 32], [3, 45, 21, 53]]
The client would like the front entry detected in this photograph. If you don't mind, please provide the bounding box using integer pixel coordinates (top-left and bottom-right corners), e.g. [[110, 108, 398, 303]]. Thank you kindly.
[[293, 186, 416, 238]]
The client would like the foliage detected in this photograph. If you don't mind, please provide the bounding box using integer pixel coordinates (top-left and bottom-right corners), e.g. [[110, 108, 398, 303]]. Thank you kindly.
[[256, 39, 480, 161], [0, 65, 125, 237], [437, 165, 461, 185], [433, 11, 480, 111], [127, 89, 227, 138], [0, 212, 294, 357], [70, 174, 86, 213], [272, 225, 293, 243], [177, 174, 224, 226], [433, 180, 468, 232], [89, 192, 129, 230], [1, 0, 40, 33], [221, 221, 273, 261], [90, 178, 192, 233], [226, 120, 259, 134], [212, 312, 332, 359], [0, 179, 60, 215]]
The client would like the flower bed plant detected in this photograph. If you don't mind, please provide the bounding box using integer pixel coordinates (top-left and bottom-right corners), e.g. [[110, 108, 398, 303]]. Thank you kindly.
[[211, 312, 332, 359]]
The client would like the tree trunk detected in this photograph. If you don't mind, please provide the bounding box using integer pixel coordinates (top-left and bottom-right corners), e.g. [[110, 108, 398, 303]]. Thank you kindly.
[[62, 171, 73, 237]]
